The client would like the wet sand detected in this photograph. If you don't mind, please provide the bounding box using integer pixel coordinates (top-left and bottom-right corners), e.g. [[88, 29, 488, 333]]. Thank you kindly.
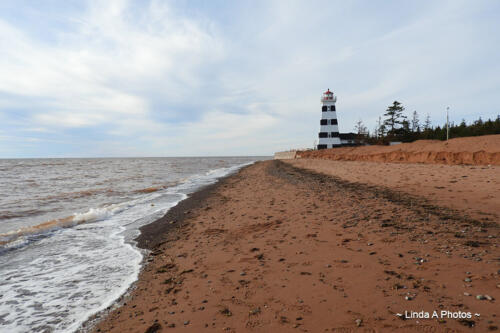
[[93, 160, 499, 332]]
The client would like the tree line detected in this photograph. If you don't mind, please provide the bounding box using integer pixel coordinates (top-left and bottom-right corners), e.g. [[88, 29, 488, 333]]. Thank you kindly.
[[353, 101, 500, 144]]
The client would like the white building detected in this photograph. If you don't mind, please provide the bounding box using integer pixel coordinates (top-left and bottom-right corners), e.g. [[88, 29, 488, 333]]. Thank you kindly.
[[317, 89, 341, 149]]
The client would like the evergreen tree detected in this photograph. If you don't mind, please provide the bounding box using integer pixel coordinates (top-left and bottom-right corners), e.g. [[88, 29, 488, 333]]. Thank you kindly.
[[423, 114, 431, 130], [400, 119, 411, 141], [359, 99, 498, 144], [383, 101, 406, 136]]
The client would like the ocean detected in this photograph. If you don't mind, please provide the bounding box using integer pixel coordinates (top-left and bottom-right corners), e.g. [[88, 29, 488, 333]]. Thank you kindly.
[[0, 157, 264, 332]]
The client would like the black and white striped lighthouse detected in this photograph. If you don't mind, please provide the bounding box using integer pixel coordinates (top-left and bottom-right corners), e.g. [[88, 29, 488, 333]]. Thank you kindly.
[[317, 89, 340, 149]]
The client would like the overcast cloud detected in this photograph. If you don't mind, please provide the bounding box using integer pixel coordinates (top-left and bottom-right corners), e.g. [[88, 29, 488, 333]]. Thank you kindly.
[[0, 0, 499, 157]]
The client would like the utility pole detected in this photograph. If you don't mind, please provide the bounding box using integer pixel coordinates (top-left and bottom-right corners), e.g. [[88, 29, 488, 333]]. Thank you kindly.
[[376, 116, 381, 139], [446, 106, 450, 141]]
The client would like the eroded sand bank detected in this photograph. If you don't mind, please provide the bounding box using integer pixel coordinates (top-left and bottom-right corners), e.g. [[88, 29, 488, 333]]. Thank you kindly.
[[297, 135, 500, 166]]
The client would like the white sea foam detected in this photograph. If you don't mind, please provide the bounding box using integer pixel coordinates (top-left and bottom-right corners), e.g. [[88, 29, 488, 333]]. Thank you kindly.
[[0, 159, 258, 332]]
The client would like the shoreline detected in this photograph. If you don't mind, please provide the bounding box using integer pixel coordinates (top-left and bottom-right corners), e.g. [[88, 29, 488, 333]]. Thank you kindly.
[[79, 163, 254, 332], [135, 166, 238, 250], [91, 160, 498, 332]]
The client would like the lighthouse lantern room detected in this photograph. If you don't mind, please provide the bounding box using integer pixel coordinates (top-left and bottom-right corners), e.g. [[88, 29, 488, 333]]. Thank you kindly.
[[317, 89, 340, 149]]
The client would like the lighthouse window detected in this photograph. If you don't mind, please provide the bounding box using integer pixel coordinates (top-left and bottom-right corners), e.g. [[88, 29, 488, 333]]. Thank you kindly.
[[330, 105, 336, 111], [320, 119, 328, 125], [331, 132, 340, 137], [318, 132, 328, 138], [322, 106, 327, 111], [330, 119, 338, 125]]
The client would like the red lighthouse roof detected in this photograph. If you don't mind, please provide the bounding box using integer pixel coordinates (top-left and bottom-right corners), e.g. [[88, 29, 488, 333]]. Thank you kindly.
[[323, 89, 332, 94]]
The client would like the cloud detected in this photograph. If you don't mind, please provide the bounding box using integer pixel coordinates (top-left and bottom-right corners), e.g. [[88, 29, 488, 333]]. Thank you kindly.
[[0, 0, 499, 157], [0, 0, 223, 130]]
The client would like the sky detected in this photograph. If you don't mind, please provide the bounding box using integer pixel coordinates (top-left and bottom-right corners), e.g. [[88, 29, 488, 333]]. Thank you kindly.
[[0, 0, 499, 158]]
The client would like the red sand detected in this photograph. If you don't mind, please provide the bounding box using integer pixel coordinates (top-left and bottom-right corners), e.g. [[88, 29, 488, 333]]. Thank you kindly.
[[91, 160, 499, 333], [297, 135, 500, 166], [287, 159, 499, 223]]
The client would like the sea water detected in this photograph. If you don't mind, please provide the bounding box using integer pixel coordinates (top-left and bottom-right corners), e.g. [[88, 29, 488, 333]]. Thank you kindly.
[[0, 157, 263, 332]]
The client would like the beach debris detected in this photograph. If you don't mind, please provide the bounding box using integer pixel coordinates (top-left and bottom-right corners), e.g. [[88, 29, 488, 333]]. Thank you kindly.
[[249, 307, 261, 316], [240, 271, 246, 276], [184, 320, 190, 325], [157, 263, 176, 273], [355, 318, 362, 327], [476, 295, 486, 300], [145, 322, 162, 333], [464, 292, 471, 296], [163, 277, 175, 284], [464, 278, 472, 282], [255, 253, 264, 260], [250, 247, 260, 252], [238, 279, 250, 286], [485, 295, 494, 301], [384, 270, 400, 277], [464, 240, 480, 247], [220, 307, 232, 317], [392, 283, 405, 290], [458, 319, 475, 327], [414, 257, 426, 264]]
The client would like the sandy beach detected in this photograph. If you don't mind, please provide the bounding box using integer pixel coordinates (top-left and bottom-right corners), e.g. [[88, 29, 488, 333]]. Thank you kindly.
[[90, 157, 499, 332]]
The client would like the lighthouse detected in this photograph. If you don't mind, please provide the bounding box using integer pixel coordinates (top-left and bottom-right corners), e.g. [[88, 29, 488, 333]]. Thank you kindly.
[[317, 89, 340, 149]]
